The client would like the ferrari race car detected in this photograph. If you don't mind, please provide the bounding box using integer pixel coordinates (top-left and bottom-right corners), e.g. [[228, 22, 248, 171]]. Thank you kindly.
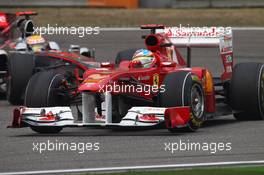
[[0, 11, 97, 104], [9, 24, 264, 134]]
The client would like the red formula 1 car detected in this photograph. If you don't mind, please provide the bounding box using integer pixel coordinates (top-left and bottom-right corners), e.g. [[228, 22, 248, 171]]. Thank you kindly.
[[0, 11, 97, 104], [9, 24, 264, 134]]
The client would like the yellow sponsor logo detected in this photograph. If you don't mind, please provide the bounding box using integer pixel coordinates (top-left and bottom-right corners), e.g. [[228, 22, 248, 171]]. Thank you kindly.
[[84, 79, 100, 84], [190, 113, 203, 127], [88, 74, 109, 80], [153, 73, 159, 86]]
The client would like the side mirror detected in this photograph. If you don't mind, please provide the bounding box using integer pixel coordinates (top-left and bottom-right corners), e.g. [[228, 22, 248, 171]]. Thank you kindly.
[[80, 47, 95, 58], [69, 44, 80, 52], [101, 62, 114, 69], [15, 42, 27, 51], [161, 61, 176, 67], [48, 41, 60, 51]]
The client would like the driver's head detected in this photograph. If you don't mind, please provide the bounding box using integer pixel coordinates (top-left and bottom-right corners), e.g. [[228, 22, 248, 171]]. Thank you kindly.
[[131, 49, 154, 68], [26, 35, 46, 52]]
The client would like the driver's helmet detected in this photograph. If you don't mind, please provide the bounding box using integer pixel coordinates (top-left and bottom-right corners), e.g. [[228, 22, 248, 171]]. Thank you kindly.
[[131, 49, 154, 68], [26, 35, 46, 52]]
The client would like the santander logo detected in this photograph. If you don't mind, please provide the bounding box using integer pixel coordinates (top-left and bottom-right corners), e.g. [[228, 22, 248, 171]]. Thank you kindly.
[[164, 26, 232, 38]]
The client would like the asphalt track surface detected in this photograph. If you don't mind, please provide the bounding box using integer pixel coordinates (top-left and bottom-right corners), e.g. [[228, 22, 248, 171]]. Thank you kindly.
[[1, 29, 264, 173]]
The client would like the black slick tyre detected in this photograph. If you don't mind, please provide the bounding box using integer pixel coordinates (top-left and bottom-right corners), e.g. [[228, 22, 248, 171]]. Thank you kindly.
[[7, 53, 34, 105], [158, 71, 205, 132], [24, 70, 69, 134], [230, 62, 264, 120]]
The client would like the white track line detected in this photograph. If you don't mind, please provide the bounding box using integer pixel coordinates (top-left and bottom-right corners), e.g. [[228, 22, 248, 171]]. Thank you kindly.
[[100, 27, 264, 31], [100, 27, 140, 31], [1, 160, 264, 175], [233, 27, 264, 31], [42, 27, 264, 34]]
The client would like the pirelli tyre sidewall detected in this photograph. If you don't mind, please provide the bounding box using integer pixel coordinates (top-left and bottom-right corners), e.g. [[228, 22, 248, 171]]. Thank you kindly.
[[231, 62, 264, 120], [188, 78, 205, 131], [158, 71, 205, 131]]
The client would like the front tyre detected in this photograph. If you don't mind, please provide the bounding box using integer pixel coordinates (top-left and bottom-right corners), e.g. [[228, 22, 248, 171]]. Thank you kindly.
[[24, 71, 69, 107], [158, 71, 205, 132], [30, 126, 63, 134], [24, 70, 69, 134]]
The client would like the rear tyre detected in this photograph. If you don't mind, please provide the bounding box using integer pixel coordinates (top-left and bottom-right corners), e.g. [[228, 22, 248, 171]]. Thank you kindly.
[[158, 71, 205, 132], [24, 70, 69, 134], [230, 62, 264, 120], [115, 48, 138, 65], [0, 53, 8, 98], [7, 53, 34, 105]]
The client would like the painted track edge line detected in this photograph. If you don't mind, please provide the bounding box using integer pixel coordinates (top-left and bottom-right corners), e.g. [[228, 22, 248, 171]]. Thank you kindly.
[[100, 27, 264, 31], [1, 160, 264, 175]]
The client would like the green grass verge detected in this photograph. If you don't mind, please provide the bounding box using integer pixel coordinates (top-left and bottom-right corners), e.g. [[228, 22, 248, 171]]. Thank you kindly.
[[1, 8, 264, 27], [85, 166, 264, 175]]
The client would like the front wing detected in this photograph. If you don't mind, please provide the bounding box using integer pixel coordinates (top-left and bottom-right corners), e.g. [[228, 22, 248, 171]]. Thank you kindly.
[[9, 106, 191, 130]]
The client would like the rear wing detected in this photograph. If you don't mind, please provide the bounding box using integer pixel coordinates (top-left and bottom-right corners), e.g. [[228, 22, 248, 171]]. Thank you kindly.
[[16, 11, 37, 17], [154, 26, 233, 80], [156, 27, 233, 54]]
